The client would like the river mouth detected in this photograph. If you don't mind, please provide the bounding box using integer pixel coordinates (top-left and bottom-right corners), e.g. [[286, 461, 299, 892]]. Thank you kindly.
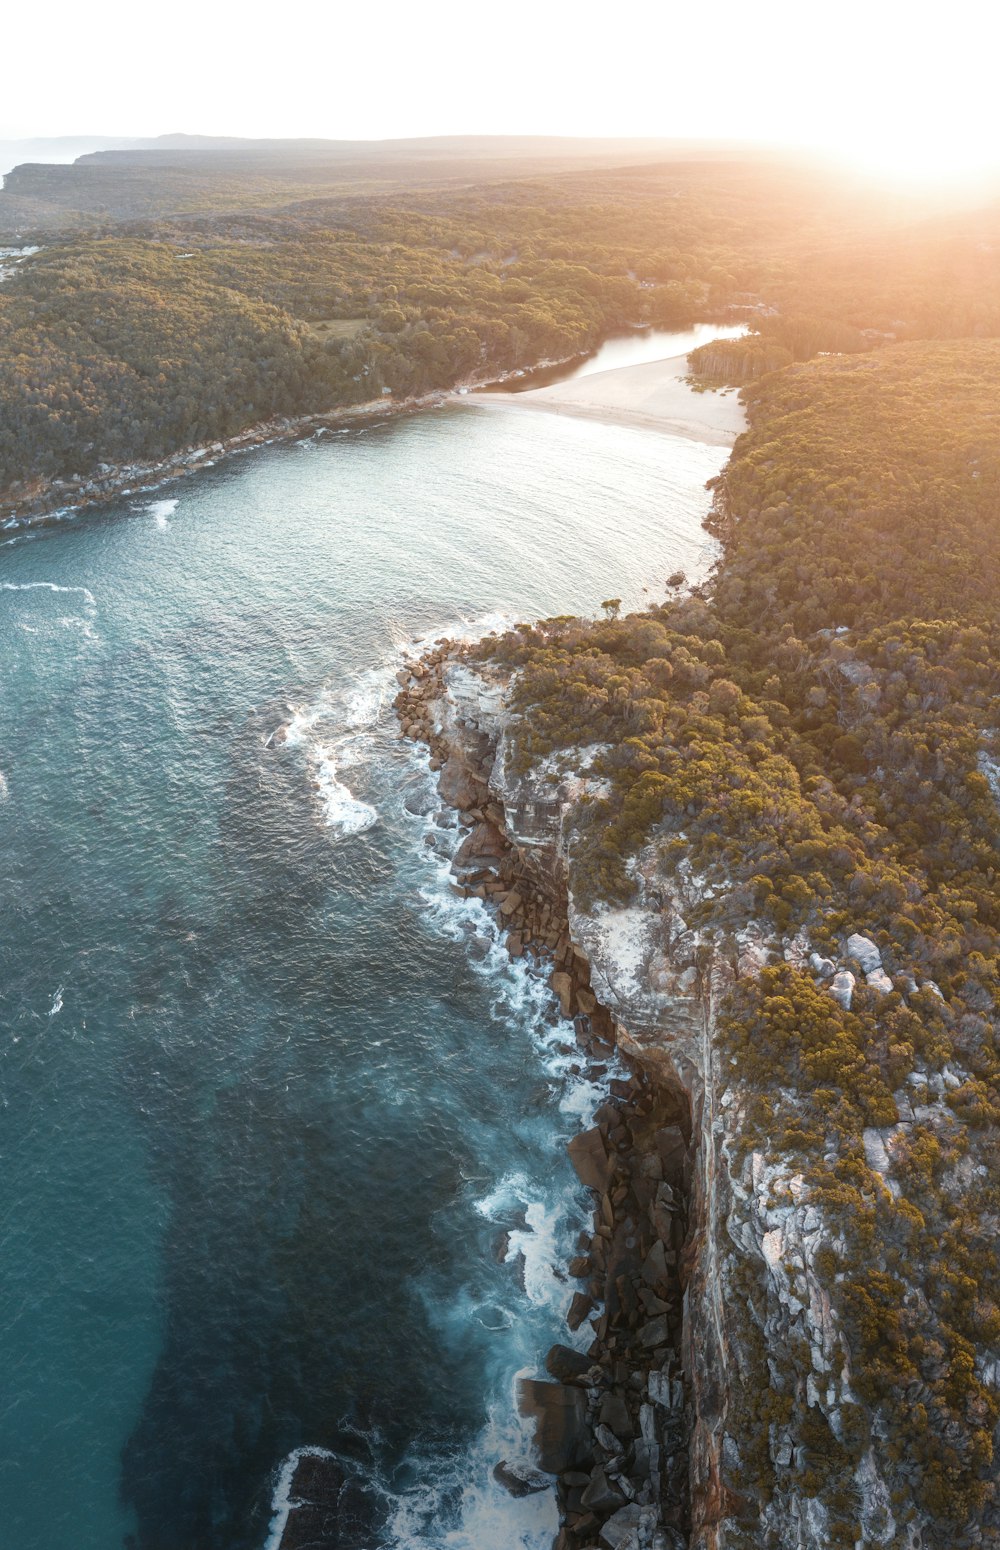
[[478, 322, 747, 393]]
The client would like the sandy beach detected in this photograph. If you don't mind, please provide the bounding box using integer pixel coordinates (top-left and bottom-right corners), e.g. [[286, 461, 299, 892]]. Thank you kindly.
[[469, 352, 745, 446]]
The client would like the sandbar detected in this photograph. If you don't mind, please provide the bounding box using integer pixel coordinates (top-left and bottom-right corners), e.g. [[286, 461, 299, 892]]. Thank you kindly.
[[467, 352, 745, 446]]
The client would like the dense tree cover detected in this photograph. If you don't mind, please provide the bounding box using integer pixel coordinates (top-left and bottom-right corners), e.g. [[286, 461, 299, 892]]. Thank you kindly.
[[0, 167, 751, 494], [5, 154, 1000, 502], [476, 342, 1000, 1538]]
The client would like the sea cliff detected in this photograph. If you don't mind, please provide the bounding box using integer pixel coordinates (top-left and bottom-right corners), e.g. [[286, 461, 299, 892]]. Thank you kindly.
[[389, 641, 969, 1550]]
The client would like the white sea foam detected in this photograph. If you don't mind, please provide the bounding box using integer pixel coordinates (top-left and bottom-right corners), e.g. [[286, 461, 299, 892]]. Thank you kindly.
[[0, 770, 9, 801], [282, 667, 390, 838], [146, 498, 178, 530], [48, 986, 64, 1018], [262, 1446, 339, 1550], [1, 581, 96, 608]]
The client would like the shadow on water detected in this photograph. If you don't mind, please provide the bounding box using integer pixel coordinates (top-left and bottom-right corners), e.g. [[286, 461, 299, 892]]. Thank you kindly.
[[117, 710, 490, 1548]]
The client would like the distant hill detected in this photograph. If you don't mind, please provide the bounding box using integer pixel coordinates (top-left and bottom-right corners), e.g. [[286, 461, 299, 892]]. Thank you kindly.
[[0, 134, 775, 235]]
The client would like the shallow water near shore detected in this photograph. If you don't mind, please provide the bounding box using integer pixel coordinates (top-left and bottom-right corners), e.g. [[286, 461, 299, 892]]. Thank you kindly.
[[0, 335, 736, 1550]]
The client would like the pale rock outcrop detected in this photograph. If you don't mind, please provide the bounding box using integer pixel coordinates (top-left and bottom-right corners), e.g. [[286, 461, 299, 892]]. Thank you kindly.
[[846, 933, 882, 973], [828, 969, 856, 1010]]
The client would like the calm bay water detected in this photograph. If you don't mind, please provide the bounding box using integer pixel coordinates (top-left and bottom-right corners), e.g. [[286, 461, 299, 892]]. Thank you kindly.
[[0, 345, 732, 1550]]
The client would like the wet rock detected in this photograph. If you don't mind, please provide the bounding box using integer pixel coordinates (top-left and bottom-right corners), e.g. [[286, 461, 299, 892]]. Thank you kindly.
[[493, 1459, 551, 1498], [546, 1344, 594, 1383], [550, 969, 575, 1018], [567, 1292, 594, 1331]]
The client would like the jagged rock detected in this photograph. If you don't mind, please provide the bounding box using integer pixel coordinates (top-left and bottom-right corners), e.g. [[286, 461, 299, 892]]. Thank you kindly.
[[594, 1422, 624, 1455], [598, 1502, 645, 1550], [846, 933, 882, 973], [493, 1459, 551, 1497], [828, 969, 855, 1010], [581, 1466, 626, 1514], [639, 1315, 669, 1348], [567, 1291, 594, 1331], [598, 1390, 633, 1439]]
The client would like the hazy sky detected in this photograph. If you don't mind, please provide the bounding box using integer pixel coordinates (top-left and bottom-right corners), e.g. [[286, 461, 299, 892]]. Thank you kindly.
[[4, 0, 997, 182]]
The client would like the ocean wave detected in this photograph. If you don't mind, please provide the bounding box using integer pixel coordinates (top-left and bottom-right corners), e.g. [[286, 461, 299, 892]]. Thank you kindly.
[[263, 1447, 339, 1550], [1, 580, 96, 608]]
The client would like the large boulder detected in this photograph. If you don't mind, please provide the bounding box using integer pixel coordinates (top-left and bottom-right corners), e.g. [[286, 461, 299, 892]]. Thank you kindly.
[[492, 1459, 551, 1498], [828, 969, 856, 1010], [846, 933, 882, 974], [437, 754, 478, 810], [550, 970, 575, 1018], [518, 1379, 591, 1473], [454, 821, 506, 868], [545, 1343, 593, 1383], [655, 1125, 687, 1185], [567, 1127, 612, 1193], [581, 1466, 626, 1514]]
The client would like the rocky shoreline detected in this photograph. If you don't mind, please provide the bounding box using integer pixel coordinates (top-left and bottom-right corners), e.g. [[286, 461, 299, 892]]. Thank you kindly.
[[0, 390, 449, 533], [0, 347, 600, 534], [394, 642, 696, 1550]]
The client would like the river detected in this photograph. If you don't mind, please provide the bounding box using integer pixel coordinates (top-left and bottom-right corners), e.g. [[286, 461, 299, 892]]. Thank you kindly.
[[0, 328, 737, 1550]]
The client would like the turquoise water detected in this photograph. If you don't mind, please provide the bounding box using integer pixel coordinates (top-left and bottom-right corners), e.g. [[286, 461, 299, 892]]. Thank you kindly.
[[0, 375, 730, 1550]]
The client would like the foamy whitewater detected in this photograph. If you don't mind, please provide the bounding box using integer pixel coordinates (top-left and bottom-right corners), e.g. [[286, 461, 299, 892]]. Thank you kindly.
[[0, 325, 736, 1550]]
